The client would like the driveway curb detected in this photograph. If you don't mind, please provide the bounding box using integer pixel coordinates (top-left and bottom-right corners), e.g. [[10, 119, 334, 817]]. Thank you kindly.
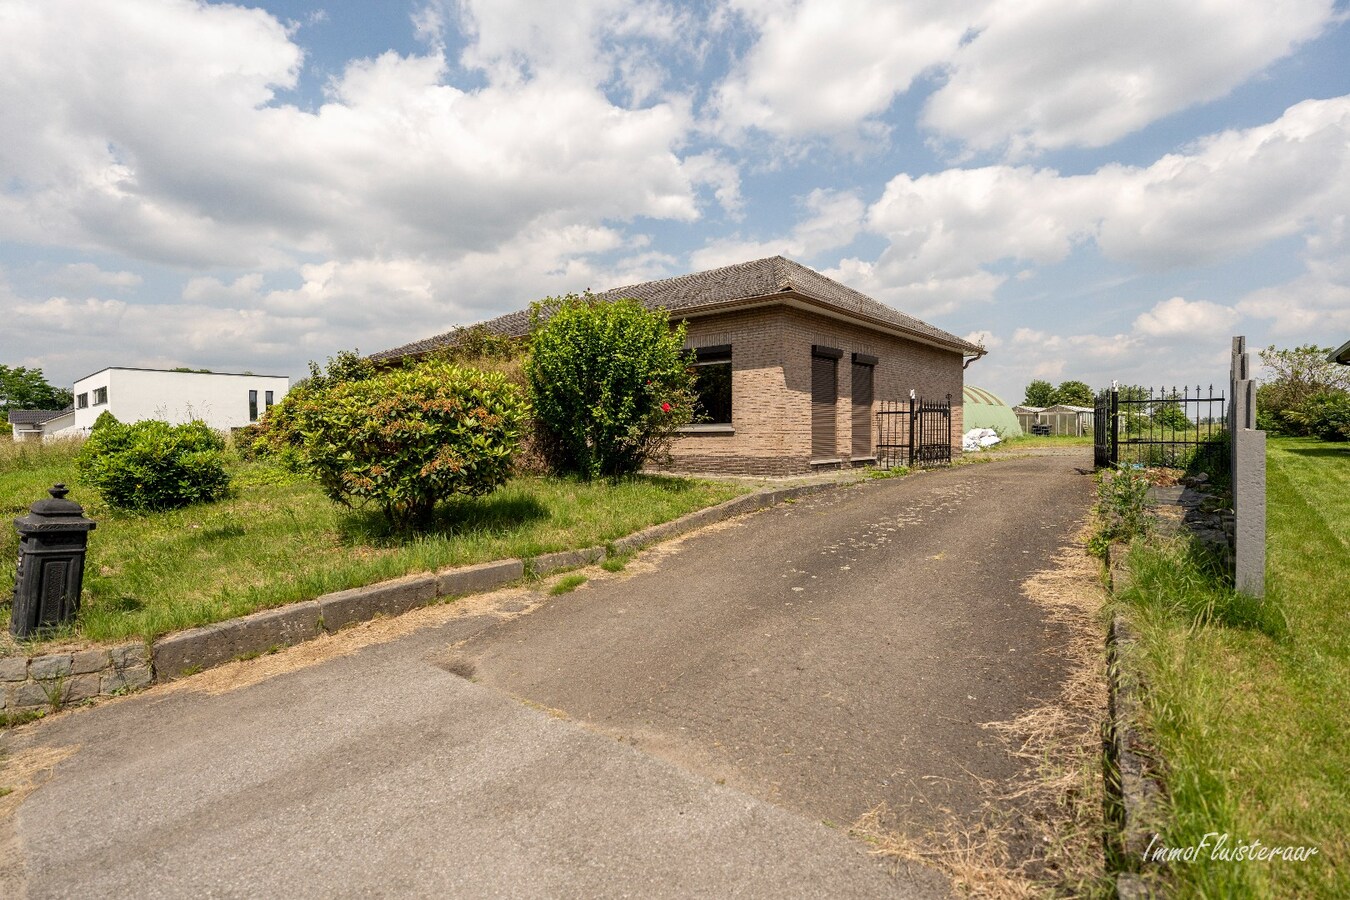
[[142, 480, 847, 685], [1104, 542, 1165, 899]]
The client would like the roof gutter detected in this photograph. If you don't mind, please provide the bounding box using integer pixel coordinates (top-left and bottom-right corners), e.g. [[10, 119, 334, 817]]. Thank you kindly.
[[963, 349, 986, 370]]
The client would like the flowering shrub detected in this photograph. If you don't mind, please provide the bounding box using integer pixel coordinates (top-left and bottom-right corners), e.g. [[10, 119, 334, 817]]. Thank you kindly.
[[527, 295, 696, 479], [289, 360, 528, 530]]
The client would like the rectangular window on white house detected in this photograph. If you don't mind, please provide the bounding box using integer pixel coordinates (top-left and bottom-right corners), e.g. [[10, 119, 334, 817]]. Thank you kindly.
[[248, 390, 258, 422], [265, 390, 274, 412], [77, 393, 89, 409], [692, 345, 732, 425], [92, 387, 107, 405]]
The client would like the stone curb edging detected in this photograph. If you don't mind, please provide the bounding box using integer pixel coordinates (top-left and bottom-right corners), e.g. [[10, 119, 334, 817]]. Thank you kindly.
[[1104, 543, 1166, 900], [1, 478, 851, 713], [148, 482, 839, 682]]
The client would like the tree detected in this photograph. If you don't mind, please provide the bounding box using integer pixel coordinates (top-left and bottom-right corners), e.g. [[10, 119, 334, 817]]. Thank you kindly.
[[1151, 392, 1192, 430], [0, 364, 72, 413], [1257, 345, 1350, 435], [1022, 379, 1054, 407], [528, 294, 696, 479], [290, 359, 528, 530], [1050, 380, 1095, 407]]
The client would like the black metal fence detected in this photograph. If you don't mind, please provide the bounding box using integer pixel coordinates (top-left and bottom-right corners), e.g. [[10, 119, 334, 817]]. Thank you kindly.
[[876, 395, 952, 469], [1094, 384, 1228, 468]]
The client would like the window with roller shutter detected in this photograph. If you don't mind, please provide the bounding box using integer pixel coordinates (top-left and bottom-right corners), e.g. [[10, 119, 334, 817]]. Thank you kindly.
[[811, 345, 841, 460], [851, 354, 875, 457]]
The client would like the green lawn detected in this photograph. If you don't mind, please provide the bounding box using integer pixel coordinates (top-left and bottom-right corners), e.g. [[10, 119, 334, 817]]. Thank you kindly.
[[1, 439, 747, 650], [990, 432, 1093, 449], [1116, 436, 1349, 897]]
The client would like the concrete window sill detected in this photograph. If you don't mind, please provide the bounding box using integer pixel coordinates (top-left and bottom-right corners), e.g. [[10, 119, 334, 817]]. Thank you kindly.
[[677, 425, 735, 435], [810, 458, 843, 466]]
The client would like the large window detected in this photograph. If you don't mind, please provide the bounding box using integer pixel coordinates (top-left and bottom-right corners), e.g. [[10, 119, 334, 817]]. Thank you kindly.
[[692, 345, 732, 425], [92, 387, 107, 406], [248, 390, 259, 422], [76, 393, 89, 409]]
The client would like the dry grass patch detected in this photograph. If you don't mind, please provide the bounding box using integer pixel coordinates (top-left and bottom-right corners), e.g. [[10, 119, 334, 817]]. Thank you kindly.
[[852, 536, 1110, 898]]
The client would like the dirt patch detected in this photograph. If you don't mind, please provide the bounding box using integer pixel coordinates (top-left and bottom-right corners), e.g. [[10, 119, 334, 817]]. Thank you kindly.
[[852, 529, 1110, 897]]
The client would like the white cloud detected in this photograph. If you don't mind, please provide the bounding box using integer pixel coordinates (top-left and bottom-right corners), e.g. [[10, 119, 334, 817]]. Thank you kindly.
[[711, 0, 1337, 156], [835, 96, 1350, 316], [0, 0, 711, 272], [1134, 297, 1240, 337], [45, 263, 142, 292], [690, 188, 865, 269], [455, 0, 688, 88], [712, 0, 977, 146], [924, 0, 1337, 156]]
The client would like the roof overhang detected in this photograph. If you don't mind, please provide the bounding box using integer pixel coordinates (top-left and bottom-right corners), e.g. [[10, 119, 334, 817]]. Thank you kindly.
[[1330, 340, 1350, 365]]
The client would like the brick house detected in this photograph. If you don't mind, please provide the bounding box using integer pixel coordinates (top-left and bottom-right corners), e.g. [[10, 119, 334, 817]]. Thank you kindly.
[[372, 256, 985, 475]]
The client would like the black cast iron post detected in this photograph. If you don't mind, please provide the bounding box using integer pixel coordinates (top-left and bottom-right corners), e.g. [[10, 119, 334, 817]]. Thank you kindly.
[[10, 484, 97, 638]]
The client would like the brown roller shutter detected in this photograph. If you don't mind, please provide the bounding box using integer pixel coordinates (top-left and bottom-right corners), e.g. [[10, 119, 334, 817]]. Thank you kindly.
[[851, 361, 873, 457], [811, 354, 837, 460]]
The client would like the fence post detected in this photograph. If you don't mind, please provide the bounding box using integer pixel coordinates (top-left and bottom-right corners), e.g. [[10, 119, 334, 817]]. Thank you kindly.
[[1109, 387, 1119, 467], [1229, 336, 1265, 597]]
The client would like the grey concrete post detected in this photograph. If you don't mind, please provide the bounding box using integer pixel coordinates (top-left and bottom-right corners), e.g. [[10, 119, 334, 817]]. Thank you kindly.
[[1232, 428, 1266, 597], [1228, 336, 1265, 598]]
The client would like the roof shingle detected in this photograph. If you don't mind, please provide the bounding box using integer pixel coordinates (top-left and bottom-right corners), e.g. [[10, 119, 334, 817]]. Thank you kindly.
[[7, 409, 67, 425], [370, 256, 982, 361]]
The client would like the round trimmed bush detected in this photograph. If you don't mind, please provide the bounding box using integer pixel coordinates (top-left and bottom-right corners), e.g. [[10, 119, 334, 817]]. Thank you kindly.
[[77, 415, 231, 511], [290, 359, 528, 530]]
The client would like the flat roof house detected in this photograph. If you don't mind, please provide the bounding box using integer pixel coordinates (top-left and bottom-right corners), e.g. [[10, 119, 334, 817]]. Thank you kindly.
[[11, 368, 291, 440], [374, 257, 984, 476]]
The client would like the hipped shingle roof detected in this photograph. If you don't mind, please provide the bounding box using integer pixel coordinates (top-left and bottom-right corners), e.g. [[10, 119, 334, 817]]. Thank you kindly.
[[371, 256, 982, 361]]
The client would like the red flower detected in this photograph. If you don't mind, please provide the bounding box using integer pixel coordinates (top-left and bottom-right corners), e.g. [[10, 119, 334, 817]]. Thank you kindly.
[[661, 402, 672, 412]]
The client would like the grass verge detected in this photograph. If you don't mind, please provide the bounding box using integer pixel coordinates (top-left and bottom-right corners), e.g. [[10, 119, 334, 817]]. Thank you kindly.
[[1112, 436, 1348, 898], [1, 440, 747, 651]]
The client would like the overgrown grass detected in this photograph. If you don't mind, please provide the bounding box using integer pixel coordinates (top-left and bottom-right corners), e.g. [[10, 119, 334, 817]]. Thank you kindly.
[[1115, 436, 1349, 897], [990, 433, 1093, 450], [1, 440, 746, 649]]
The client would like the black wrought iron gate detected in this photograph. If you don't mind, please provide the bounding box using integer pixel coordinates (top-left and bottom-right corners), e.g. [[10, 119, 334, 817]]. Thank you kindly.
[[876, 395, 952, 469]]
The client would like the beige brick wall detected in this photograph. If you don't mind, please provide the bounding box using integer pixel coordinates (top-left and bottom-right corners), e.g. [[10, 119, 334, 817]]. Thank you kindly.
[[661, 305, 965, 475]]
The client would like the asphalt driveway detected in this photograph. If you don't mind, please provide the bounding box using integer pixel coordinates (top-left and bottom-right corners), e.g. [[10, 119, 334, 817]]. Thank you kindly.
[[2, 451, 1093, 898], [457, 452, 1094, 830]]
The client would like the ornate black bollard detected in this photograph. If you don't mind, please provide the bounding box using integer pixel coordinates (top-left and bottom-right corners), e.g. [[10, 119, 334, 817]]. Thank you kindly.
[[10, 484, 97, 638]]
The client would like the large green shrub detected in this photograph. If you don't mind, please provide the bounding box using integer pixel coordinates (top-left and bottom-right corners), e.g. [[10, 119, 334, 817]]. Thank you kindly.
[[76, 415, 231, 511], [527, 295, 696, 479], [1285, 391, 1350, 441], [251, 349, 376, 470], [290, 359, 528, 530]]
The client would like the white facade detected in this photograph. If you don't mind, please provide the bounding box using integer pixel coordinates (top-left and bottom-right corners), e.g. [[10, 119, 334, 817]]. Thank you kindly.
[[10, 411, 74, 441], [63, 368, 290, 435]]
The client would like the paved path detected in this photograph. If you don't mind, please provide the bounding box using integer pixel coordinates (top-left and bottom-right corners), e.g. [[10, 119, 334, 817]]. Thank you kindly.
[[2, 453, 1093, 898]]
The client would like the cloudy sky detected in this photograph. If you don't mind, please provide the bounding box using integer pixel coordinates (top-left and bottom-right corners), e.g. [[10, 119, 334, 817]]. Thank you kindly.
[[2, 0, 1347, 403]]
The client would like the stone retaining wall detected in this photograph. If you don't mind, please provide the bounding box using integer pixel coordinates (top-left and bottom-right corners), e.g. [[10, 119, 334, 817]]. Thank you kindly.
[[2, 643, 152, 713]]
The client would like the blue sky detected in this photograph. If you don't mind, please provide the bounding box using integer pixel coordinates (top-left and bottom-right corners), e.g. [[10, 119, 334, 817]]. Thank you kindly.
[[1, 0, 1347, 403]]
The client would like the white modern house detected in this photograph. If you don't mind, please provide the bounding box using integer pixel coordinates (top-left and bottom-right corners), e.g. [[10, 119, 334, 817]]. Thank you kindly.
[[9, 367, 290, 440]]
